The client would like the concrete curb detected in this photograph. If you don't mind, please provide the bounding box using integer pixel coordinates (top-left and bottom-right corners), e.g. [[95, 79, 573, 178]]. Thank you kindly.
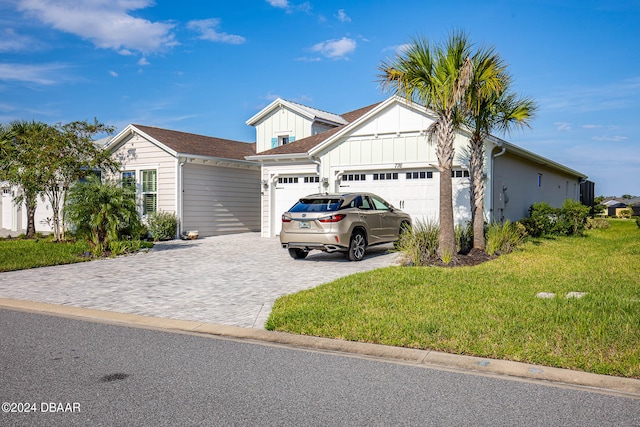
[[2, 297, 639, 399]]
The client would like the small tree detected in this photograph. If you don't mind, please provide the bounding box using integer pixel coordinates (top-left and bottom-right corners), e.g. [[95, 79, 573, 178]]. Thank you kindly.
[[65, 175, 142, 254], [43, 119, 118, 241]]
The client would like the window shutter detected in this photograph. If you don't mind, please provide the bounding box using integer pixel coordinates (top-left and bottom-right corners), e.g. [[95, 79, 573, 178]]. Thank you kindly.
[[289, 136, 296, 142], [271, 137, 277, 148]]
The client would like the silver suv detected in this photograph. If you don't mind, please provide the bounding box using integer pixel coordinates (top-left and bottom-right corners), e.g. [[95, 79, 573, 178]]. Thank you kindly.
[[280, 192, 411, 261]]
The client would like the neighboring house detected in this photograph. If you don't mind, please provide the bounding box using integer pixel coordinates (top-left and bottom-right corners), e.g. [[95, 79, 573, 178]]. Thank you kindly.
[[104, 124, 261, 237], [0, 182, 56, 234], [246, 96, 588, 238], [601, 197, 640, 217]]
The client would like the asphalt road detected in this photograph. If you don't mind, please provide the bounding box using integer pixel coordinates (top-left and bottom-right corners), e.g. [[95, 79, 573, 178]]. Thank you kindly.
[[1, 309, 639, 427]]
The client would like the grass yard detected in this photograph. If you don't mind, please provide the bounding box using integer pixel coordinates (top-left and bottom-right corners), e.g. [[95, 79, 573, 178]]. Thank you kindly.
[[0, 238, 91, 272], [266, 219, 640, 378]]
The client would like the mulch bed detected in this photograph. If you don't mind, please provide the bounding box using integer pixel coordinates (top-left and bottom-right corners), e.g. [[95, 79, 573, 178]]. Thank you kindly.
[[414, 248, 497, 267]]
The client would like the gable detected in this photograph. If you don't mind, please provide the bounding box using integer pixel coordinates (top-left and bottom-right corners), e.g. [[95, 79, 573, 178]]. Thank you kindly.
[[106, 124, 256, 162]]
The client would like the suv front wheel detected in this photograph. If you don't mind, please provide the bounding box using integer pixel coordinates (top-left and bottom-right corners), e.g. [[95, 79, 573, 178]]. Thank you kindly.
[[347, 230, 366, 261]]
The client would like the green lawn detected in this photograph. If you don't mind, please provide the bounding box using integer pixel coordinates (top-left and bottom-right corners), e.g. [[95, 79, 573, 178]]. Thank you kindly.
[[0, 238, 91, 272], [266, 219, 640, 378]]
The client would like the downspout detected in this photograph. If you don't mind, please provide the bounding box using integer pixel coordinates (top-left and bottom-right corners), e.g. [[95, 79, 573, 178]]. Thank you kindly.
[[177, 157, 187, 238], [310, 156, 322, 193], [489, 144, 507, 223]]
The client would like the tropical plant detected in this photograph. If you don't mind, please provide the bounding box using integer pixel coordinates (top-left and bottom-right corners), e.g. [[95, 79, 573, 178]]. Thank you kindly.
[[485, 220, 526, 255], [65, 175, 142, 254], [394, 218, 440, 266], [465, 57, 537, 251], [378, 31, 501, 260]]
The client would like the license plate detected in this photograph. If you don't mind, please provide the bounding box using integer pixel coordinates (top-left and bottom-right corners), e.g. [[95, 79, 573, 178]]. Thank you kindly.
[[298, 221, 310, 229]]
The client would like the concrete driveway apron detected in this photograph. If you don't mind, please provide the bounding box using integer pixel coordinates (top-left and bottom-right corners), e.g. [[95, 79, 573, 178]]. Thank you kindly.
[[0, 233, 401, 328]]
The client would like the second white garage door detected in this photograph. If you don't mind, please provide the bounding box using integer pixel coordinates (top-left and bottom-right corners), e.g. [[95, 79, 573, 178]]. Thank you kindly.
[[337, 169, 470, 225]]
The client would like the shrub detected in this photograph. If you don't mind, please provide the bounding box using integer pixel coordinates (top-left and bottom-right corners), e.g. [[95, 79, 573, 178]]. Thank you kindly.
[[485, 220, 527, 255], [455, 221, 473, 254], [586, 217, 610, 229], [636, 216, 640, 229], [395, 218, 439, 266], [618, 209, 632, 219], [520, 202, 558, 237], [147, 211, 178, 241], [556, 199, 590, 236]]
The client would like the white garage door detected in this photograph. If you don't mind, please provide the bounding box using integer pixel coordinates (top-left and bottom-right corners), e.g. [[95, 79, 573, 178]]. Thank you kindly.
[[338, 169, 471, 225], [274, 175, 320, 235]]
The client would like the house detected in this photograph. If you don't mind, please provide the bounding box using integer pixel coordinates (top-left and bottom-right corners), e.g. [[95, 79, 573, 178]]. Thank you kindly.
[[104, 124, 261, 237], [246, 96, 588, 238], [601, 197, 640, 217], [0, 183, 56, 234]]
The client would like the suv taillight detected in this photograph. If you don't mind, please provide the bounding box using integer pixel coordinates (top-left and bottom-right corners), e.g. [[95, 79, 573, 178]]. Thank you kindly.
[[281, 215, 292, 223], [318, 214, 346, 223]]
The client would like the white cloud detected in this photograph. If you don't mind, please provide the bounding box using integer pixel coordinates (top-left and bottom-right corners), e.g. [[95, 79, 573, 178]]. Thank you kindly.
[[17, 0, 176, 54], [555, 122, 571, 131], [109, 70, 118, 77], [0, 28, 38, 52], [592, 135, 628, 142], [336, 9, 351, 22], [266, 0, 289, 8], [309, 37, 356, 60], [138, 57, 150, 66], [187, 19, 246, 44], [0, 62, 68, 85]]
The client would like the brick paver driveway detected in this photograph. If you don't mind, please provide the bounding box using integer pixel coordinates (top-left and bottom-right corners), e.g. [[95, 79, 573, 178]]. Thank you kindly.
[[0, 233, 401, 328]]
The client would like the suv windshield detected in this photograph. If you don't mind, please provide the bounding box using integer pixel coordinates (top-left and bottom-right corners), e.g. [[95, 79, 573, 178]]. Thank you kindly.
[[290, 198, 343, 213]]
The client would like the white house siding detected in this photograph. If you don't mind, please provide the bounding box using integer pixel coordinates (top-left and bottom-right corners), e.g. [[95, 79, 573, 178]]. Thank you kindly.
[[260, 162, 319, 237], [314, 103, 474, 225], [111, 134, 177, 215], [182, 163, 260, 237], [254, 105, 316, 153], [0, 183, 55, 234], [491, 151, 581, 221]]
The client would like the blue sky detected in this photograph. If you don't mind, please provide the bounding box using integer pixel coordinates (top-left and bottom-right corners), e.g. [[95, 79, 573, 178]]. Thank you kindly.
[[1, 0, 638, 196]]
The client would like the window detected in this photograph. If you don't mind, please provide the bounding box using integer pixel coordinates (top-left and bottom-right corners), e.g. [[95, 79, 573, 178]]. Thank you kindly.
[[279, 136, 289, 145], [406, 171, 430, 180], [142, 170, 157, 215], [304, 176, 319, 183], [278, 177, 299, 184], [343, 174, 366, 181], [373, 172, 398, 180], [121, 171, 136, 190], [451, 170, 470, 178], [538, 173, 543, 188], [370, 195, 390, 211]]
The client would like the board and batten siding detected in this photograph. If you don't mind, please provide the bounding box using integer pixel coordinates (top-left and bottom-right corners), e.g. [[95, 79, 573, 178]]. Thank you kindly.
[[111, 133, 177, 214], [255, 105, 316, 153], [182, 163, 260, 236]]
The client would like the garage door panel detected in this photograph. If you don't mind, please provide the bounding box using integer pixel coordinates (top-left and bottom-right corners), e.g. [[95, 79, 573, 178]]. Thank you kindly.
[[339, 169, 438, 224], [274, 175, 319, 235]]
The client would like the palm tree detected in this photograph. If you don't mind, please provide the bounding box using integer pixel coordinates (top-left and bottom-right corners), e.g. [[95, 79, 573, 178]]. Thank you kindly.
[[466, 66, 537, 250], [65, 175, 141, 254], [378, 31, 498, 259]]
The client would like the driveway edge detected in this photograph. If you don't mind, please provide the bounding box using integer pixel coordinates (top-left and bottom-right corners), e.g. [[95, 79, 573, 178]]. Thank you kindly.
[[2, 297, 639, 399]]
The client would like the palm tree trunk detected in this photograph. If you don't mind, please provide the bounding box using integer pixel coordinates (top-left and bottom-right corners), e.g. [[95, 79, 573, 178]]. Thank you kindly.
[[25, 194, 37, 239], [436, 115, 456, 259], [469, 137, 486, 250]]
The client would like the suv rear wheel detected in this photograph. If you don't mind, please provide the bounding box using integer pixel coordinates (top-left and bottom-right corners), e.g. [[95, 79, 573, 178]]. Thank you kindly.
[[288, 248, 309, 259], [347, 230, 366, 261]]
